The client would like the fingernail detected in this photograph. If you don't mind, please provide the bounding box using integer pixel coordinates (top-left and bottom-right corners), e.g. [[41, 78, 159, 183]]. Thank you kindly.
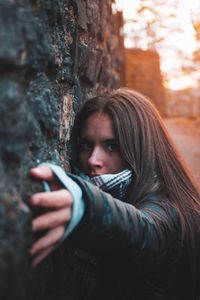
[[32, 222, 37, 232], [29, 196, 39, 205], [32, 167, 44, 174], [29, 246, 36, 256]]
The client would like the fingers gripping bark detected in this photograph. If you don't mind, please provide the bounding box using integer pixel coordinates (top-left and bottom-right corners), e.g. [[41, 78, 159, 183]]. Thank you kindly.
[[30, 189, 73, 232], [30, 189, 73, 208], [30, 225, 65, 254], [31, 246, 55, 267], [29, 165, 77, 267]]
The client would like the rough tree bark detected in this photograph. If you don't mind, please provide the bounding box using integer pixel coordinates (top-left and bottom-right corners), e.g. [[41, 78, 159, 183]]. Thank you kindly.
[[0, 0, 124, 299]]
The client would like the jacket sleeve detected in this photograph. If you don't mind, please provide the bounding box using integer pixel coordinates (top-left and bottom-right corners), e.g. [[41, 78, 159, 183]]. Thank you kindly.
[[67, 175, 180, 270]]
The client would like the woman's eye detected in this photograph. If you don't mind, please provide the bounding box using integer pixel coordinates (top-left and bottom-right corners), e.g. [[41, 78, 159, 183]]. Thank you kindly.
[[106, 142, 119, 152], [79, 141, 92, 151]]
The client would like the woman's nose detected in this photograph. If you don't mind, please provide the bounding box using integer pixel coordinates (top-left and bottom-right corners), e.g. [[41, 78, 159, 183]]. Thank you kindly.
[[88, 147, 103, 168]]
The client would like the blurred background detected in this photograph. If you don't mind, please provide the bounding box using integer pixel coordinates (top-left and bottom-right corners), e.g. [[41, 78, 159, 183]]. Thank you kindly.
[[112, 0, 200, 182]]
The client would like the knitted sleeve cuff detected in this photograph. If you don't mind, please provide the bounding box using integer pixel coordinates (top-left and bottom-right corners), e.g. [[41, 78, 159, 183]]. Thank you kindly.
[[41, 163, 85, 244]]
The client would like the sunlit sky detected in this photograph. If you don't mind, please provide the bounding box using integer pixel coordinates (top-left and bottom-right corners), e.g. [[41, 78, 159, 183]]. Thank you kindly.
[[114, 0, 200, 90]]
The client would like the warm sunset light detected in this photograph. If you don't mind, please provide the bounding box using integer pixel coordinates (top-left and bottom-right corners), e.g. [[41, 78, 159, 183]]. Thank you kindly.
[[114, 0, 200, 90], [167, 75, 198, 90]]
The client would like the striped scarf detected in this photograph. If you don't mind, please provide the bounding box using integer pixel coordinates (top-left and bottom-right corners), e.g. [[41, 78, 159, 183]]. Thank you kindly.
[[77, 169, 133, 201]]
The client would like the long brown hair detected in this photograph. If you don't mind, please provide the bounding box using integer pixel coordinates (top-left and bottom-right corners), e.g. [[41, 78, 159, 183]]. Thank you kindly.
[[71, 88, 200, 296]]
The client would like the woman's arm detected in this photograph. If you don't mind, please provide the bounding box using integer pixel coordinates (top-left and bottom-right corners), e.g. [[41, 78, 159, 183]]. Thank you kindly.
[[29, 165, 178, 269], [69, 175, 179, 269]]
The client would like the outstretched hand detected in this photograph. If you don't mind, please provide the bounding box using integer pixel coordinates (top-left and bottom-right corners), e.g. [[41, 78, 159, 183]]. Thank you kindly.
[[29, 165, 73, 267]]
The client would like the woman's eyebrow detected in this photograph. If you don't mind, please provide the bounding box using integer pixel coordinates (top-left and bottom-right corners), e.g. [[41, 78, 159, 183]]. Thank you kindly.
[[78, 137, 90, 142], [77, 137, 93, 145], [104, 139, 118, 143]]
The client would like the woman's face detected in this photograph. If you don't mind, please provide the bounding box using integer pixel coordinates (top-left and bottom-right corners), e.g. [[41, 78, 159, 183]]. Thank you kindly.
[[78, 112, 127, 176]]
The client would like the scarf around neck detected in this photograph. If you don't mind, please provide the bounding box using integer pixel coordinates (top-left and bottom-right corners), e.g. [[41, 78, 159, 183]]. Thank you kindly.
[[76, 168, 133, 201]]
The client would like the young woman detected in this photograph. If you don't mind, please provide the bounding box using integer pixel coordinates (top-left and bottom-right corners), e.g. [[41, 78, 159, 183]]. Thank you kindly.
[[29, 88, 200, 299]]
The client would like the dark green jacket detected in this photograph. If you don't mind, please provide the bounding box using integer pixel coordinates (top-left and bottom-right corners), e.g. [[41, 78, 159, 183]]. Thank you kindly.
[[44, 175, 194, 300]]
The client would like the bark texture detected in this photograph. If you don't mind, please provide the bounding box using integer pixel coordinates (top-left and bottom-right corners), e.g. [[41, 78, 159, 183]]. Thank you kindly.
[[0, 1, 124, 299]]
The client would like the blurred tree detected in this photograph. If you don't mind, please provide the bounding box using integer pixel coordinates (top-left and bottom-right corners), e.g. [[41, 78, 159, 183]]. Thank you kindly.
[[179, 8, 200, 85], [123, 0, 185, 92], [191, 9, 200, 64], [124, 0, 183, 51]]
